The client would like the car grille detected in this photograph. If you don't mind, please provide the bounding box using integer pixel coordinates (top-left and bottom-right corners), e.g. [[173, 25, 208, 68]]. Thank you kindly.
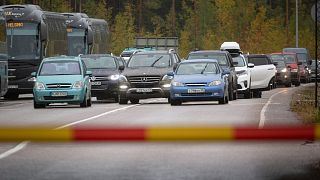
[[43, 95, 74, 100], [46, 83, 72, 89], [90, 76, 109, 81], [185, 83, 207, 87], [181, 93, 213, 96], [127, 76, 161, 88]]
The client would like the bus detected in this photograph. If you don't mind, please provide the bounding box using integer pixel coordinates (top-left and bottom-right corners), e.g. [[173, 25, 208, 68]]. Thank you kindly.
[[62, 13, 110, 56], [0, 4, 68, 99], [0, 10, 8, 97]]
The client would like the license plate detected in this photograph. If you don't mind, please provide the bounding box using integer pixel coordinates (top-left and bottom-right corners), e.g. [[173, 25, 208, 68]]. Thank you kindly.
[[8, 85, 18, 89], [51, 91, 67, 97], [91, 81, 102, 86], [136, 88, 152, 93], [188, 88, 205, 93]]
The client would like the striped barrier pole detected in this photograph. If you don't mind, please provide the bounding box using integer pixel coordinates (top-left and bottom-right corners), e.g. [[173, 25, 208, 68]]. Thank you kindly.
[[0, 125, 319, 142]]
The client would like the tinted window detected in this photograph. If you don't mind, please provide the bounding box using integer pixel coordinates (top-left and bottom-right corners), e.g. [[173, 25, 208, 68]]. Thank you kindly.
[[128, 54, 170, 68], [232, 56, 246, 67], [176, 62, 218, 75], [81, 56, 117, 69], [296, 53, 308, 63], [248, 57, 270, 66], [40, 61, 81, 76], [283, 54, 296, 63], [274, 60, 286, 68], [188, 53, 229, 66], [270, 55, 284, 61]]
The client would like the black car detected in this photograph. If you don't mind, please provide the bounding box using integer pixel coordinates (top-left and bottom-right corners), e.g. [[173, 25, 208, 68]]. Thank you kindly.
[[186, 50, 238, 100], [80, 54, 124, 101], [118, 50, 181, 104], [274, 60, 292, 87]]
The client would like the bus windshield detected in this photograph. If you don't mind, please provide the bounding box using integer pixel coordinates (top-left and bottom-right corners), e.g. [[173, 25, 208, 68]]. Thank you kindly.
[[6, 22, 40, 60], [67, 28, 85, 56]]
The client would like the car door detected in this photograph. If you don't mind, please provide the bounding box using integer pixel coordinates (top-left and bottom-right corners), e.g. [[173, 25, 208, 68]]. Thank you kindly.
[[249, 57, 276, 89]]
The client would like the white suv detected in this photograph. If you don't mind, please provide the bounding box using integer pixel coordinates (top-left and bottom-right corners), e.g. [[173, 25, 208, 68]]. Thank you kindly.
[[221, 42, 254, 98]]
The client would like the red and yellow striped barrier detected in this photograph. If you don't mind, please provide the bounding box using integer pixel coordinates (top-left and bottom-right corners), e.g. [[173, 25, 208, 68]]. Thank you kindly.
[[0, 125, 319, 141]]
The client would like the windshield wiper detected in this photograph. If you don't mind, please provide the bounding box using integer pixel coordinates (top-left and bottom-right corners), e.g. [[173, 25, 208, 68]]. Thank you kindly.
[[201, 63, 209, 74], [150, 56, 163, 67]]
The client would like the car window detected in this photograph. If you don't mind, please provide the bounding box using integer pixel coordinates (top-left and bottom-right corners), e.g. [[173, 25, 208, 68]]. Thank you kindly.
[[176, 62, 218, 75], [248, 57, 270, 66], [187, 53, 229, 66], [81, 56, 117, 69], [270, 55, 284, 61], [283, 55, 296, 64], [296, 53, 308, 63], [128, 54, 170, 68], [232, 56, 246, 67], [39, 61, 81, 76], [274, 60, 286, 68]]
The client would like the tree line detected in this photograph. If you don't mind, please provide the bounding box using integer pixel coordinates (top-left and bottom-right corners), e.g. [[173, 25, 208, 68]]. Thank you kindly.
[[1, 0, 319, 58]]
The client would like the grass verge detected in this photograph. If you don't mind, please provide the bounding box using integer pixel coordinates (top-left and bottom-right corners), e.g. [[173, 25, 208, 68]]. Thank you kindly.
[[290, 85, 320, 123]]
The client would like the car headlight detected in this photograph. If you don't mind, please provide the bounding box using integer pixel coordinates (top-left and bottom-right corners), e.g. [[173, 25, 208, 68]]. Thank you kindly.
[[208, 80, 222, 86], [73, 81, 84, 89], [171, 81, 184, 87], [109, 74, 120, 80], [34, 82, 45, 90], [162, 75, 174, 81], [236, 70, 247, 76], [281, 68, 287, 73]]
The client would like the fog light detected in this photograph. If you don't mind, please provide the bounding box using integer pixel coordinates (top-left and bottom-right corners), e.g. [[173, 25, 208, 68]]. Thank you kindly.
[[284, 75, 288, 79], [120, 85, 128, 89]]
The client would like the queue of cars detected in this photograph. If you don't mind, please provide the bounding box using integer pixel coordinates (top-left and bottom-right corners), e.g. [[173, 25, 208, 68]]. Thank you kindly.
[[30, 43, 314, 108]]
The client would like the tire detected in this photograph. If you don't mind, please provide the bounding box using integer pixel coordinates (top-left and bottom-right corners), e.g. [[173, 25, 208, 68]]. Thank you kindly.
[[233, 91, 237, 100], [295, 81, 301, 87], [170, 99, 182, 106], [4, 90, 19, 100], [244, 89, 252, 99], [130, 99, 139, 104], [80, 92, 88, 107], [253, 90, 262, 98], [114, 95, 119, 103], [87, 96, 92, 107], [228, 86, 234, 101], [285, 82, 292, 87], [268, 78, 275, 90], [33, 99, 45, 109]]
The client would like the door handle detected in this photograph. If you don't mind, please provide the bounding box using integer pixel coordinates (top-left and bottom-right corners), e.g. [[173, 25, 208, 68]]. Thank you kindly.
[[267, 68, 274, 70]]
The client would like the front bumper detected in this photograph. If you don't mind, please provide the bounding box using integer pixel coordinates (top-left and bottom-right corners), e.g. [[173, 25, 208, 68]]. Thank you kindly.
[[91, 80, 119, 98], [33, 88, 86, 104], [170, 86, 224, 101], [119, 87, 170, 99], [276, 72, 291, 84], [236, 74, 249, 92]]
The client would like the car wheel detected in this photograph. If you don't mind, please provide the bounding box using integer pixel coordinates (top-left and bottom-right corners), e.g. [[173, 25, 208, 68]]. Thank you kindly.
[[33, 99, 45, 109], [233, 91, 237, 100], [268, 78, 275, 90], [170, 99, 182, 106], [285, 81, 292, 87], [130, 99, 139, 104], [253, 90, 262, 98], [228, 86, 234, 101], [87, 95, 92, 107], [244, 89, 252, 99], [295, 81, 301, 87], [80, 92, 88, 107], [114, 95, 119, 103]]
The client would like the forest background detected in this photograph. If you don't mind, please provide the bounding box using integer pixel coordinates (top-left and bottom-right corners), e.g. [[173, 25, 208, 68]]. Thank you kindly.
[[1, 0, 319, 58]]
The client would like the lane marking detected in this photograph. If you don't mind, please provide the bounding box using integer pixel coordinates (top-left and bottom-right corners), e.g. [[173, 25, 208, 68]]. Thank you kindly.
[[0, 141, 29, 160], [55, 104, 139, 130], [259, 90, 287, 128]]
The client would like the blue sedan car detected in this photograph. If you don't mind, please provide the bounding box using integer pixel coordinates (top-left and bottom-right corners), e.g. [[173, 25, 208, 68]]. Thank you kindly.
[[169, 59, 229, 105], [32, 56, 92, 108]]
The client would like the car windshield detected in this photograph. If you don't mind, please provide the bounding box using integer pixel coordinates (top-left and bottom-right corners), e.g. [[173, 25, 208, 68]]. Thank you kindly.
[[275, 60, 286, 68], [296, 53, 308, 63], [187, 53, 229, 66], [270, 55, 284, 61], [39, 61, 81, 76], [81, 56, 117, 69], [176, 62, 218, 75], [232, 56, 246, 67], [128, 54, 170, 68], [283, 54, 296, 63], [67, 28, 86, 56]]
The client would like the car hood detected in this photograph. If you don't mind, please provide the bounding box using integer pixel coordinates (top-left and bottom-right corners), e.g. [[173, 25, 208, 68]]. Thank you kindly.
[[173, 74, 222, 84], [89, 68, 119, 76], [123, 67, 172, 77], [36, 75, 84, 84], [286, 63, 298, 69]]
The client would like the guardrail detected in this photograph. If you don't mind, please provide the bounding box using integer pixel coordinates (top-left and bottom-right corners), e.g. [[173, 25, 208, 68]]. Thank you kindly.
[[0, 125, 319, 141]]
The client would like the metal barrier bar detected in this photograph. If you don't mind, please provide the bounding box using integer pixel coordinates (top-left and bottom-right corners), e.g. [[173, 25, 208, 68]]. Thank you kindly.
[[0, 125, 319, 142]]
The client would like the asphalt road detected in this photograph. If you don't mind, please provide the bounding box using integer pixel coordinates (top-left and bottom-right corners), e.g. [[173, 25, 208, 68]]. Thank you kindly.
[[0, 85, 319, 180]]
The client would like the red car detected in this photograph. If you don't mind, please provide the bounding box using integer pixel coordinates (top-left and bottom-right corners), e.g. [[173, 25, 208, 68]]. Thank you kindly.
[[270, 52, 301, 86]]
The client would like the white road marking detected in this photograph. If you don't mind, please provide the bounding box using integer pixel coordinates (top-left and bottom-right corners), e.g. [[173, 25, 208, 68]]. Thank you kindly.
[[259, 90, 287, 128], [0, 141, 29, 160]]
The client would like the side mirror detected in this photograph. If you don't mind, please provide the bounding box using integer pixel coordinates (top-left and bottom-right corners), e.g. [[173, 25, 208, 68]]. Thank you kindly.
[[273, 62, 278, 66], [167, 72, 174, 76], [247, 63, 254, 68], [40, 22, 47, 41], [86, 70, 92, 76], [233, 61, 239, 66], [31, 72, 37, 77], [119, 65, 125, 71], [297, 62, 302, 65]]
